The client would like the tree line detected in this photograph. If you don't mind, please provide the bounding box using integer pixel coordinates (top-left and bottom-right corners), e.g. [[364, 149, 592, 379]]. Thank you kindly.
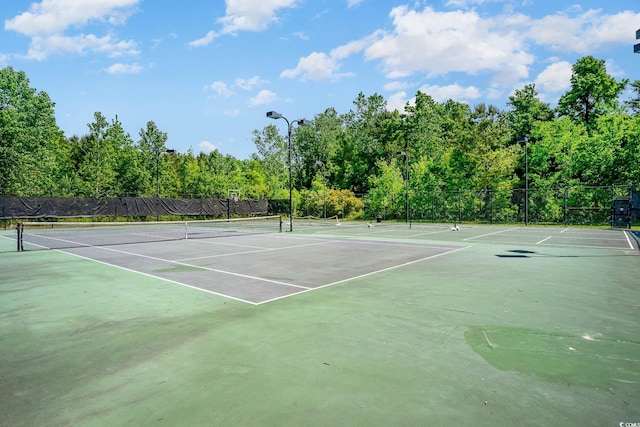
[[1, 56, 639, 221]]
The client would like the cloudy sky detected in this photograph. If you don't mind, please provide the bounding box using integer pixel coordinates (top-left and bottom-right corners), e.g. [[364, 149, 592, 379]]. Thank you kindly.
[[2, 0, 639, 158]]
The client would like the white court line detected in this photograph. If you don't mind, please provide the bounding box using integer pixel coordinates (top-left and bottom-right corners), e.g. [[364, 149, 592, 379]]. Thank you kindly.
[[176, 239, 341, 262], [78, 245, 311, 290], [257, 245, 470, 305], [623, 231, 634, 250], [494, 240, 634, 250], [536, 236, 552, 245], [407, 229, 453, 238], [186, 238, 273, 250], [560, 228, 568, 233], [463, 227, 519, 241], [47, 249, 262, 305]]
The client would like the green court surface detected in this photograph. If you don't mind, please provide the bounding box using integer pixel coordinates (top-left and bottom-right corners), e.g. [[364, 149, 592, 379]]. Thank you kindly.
[[0, 223, 638, 426]]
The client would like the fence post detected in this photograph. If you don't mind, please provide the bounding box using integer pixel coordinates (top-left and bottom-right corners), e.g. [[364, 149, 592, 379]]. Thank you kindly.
[[490, 189, 493, 225], [563, 187, 568, 226]]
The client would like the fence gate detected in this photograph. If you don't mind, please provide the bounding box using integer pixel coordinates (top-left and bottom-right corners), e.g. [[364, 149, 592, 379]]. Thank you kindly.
[[612, 197, 631, 228]]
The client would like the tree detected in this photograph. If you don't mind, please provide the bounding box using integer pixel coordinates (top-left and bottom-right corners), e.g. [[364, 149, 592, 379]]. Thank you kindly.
[[624, 80, 640, 115], [557, 56, 628, 131], [251, 124, 287, 198], [110, 117, 148, 196], [71, 112, 123, 197], [366, 160, 404, 219], [0, 66, 64, 195], [335, 92, 391, 193], [506, 83, 553, 140], [137, 121, 169, 196]]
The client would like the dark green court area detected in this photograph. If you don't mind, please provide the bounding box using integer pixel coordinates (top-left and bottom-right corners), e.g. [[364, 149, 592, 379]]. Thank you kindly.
[[0, 223, 638, 426]]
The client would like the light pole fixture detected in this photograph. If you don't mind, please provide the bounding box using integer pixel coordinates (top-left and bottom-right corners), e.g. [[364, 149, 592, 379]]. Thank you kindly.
[[635, 28, 640, 53], [517, 137, 529, 226], [316, 160, 327, 219], [398, 151, 409, 224], [266, 111, 312, 232]]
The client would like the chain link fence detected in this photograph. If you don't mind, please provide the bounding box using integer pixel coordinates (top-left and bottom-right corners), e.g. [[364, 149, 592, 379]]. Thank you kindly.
[[365, 185, 636, 227]]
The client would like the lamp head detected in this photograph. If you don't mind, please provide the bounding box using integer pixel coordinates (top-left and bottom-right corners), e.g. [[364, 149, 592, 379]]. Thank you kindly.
[[266, 111, 283, 119], [298, 119, 312, 126]]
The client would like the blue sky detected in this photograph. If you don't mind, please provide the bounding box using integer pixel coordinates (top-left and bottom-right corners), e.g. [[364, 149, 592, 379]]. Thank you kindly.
[[2, 0, 639, 159]]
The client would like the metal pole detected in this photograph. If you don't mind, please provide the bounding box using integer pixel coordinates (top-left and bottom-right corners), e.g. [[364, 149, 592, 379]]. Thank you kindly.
[[316, 160, 326, 219], [287, 121, 293, 232], [405, 153, 409, 225], [322, 163, 326, 219], [155, 149, 160, 221], [156, 150, 160, 199], [267, 112, 312, 231], [525, 138, 529, 226]]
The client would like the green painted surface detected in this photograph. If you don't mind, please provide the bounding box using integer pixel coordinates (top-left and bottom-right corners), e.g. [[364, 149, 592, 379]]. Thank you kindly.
[[465, 326, 640, 388], [0, 227, 638, 426]]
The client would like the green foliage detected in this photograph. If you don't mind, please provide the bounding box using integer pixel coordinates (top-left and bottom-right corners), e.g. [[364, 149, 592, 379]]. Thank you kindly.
[[557, 56, 628, 131], [0, 66, 64, 195], [3, 55, 639, 227], [326, 188, 364, 220], [366, 160, 405, 218]]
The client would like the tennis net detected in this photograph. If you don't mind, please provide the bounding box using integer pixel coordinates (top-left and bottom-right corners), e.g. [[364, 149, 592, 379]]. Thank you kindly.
[[17, 215, 282, 251], [292, 215, 341, 226]]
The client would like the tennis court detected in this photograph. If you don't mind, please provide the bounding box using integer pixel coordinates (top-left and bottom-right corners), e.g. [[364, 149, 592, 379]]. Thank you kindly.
[[12, 218, 465, 304], [294, 219, 638, 251], [1, 220, 639, 426]]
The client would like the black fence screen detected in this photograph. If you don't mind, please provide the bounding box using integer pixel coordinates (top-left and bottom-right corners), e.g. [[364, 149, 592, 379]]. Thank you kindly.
[[0, 196, 269, 220]]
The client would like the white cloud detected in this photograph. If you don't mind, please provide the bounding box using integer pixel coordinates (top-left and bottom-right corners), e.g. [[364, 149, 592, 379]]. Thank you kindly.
[[199, 141, 218, 153], [418, 83, 482, 103], [292, 31, 309, 41], [188, 30, 217, 48], [527, 10, 640, 53], [445, 0, 503, 7], [4, 0, 139, 36], [346, 0, 363, 8], [235, 76, 267, 90], [106, 62, 143, 74], [219, 0, 300, 33], [384, 81, 410, 91], [249, 89, 278, 106], [331, 35, 375, 60], [189, 0, 302, 47], [364, 6, 533, 84], [4, 0, 140, 60], [280, 51, 353, 81], [26, 33, 138, 60], [386, 91, 409, 112], [386, 83, 482, 112], [280, 6, 536, 85], [534, 61, 572, 93], [207, 81, 235, 97]]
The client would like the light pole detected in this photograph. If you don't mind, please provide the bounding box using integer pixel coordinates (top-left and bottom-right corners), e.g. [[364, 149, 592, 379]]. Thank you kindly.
[[316, 160, 326, 219], [518, 137, 529, 226], [398, 151, 409, 224], [266, 111, 312, 232], [153, 147, 175, 220]]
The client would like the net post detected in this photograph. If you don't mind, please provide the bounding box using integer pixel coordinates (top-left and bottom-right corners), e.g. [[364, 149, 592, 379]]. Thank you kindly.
[[279, 215, 283, 233], [16, 222, 23, 252]]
